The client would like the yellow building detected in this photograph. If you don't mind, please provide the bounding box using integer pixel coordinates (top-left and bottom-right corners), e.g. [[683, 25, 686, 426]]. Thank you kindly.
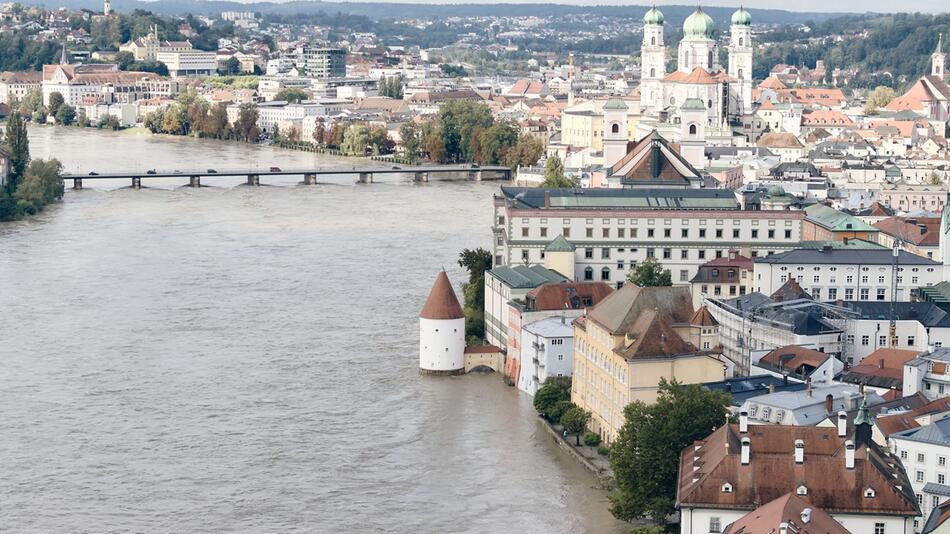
[[559, 98, 639, 150], [571, 285, 727, 443]]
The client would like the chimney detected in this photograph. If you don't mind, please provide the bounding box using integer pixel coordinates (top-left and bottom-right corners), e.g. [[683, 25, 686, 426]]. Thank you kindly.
[[845, 440, 855, 469], [801, 508, 812, 524], [739, 410, 749, 433], [879, 358, 885, 370], [794, 439, 805, 464], [838, 410, 848, 437], [843, 237, 850, 245], [768, 384, 776, 394], [824, 393, 834, 414], [741, 437, 751, 465]]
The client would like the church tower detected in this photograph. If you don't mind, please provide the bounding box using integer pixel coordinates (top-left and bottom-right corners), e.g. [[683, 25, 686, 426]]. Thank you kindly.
[[602, 98, 629, 168], [680, 99, 707, 170], [678, 7, 718, 73], [934, 34, 946, 79], [728, 7, 754, 115], [640, 6, 666, 112], [103, 0, 112, 16]]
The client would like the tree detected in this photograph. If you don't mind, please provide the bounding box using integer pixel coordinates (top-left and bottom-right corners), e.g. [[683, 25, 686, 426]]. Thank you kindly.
[[865, 85, 896, 115], [533, 377, 572, 420], [476, 122, 518, 165], [47, 92, 65, 118], [3, 111, 30, 194], [559, 405, 591, 446], [219, 56, 241, 76], [367, 125, 394, 155], [232, 104, 259, 142], [55, 104, 77, 126], [609, 380, 730, 525], [458, 247, 492, 341], [114, 50, 135, 70], [399, 122, 422, 160], [626, 257, 672, 287], [542, 155, 575, 187], [312, 119, 327, 146], [340, 124, 371, 156], [378, 75, 404, 99], [14, 158, 64, 211], [205, 102, 231, 139], [128, 60, 169, 76], [275, 88, 309, 103], [505, 135, 545, 168], [436, 100, 493, 162]]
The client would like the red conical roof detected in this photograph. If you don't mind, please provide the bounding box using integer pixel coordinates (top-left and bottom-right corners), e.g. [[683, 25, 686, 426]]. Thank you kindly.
[[420, 271, 465, 320]]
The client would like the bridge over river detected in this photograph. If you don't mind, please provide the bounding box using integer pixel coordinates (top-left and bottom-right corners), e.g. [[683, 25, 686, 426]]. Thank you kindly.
[[60, 165, 512, 189]]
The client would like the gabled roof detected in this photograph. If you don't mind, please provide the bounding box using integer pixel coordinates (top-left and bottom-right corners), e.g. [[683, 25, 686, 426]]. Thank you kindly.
[[873, 216, 940, 246], [677, 424, 920, 516], [614, 310, 697, 360], [521, 281, 614, 312], [419, 271, 464, 320], [758, 76, 788, 90], [757, 132, 804, 149], [770, 278, 811, 302], [892, 417, 950, 446], [876, 397, 950, 438], [804, 203, 878, 232], [723, 493, 849, 534], [544, 235, 575, 252], [608, 131, 702, 186], [758, 345, 829, 376], [586, 284, 693, 335], [690, 306, 718, 327]]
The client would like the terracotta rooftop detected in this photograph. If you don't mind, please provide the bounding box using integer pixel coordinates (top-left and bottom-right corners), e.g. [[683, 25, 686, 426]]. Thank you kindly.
[[723, 493, 849, 534], [759, 345, 829, 375], [522, 281, 613, 312], [858, 348, 922, 370], [873, 216, 940, 246], [690, 306, 718, 327], [419, 271, 465, 320], [678, 424, 919, 516], [876, 397, 950, 438]]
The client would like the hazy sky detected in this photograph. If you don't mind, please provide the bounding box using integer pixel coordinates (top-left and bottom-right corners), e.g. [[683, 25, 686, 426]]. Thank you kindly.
[[223, 0, 945, 14]]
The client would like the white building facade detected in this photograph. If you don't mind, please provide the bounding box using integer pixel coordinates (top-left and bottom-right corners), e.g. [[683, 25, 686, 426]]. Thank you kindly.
[[517, 316, 574, 395]]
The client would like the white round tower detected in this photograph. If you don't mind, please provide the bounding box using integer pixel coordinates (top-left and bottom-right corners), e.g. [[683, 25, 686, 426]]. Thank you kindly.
[[419, 271, 465, 374]]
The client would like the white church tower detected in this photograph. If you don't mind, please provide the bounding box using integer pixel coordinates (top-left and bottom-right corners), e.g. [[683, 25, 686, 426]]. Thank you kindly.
[[678, 7, 718, 73], [419, 270, 465, 374], [680, 99, 707, 170], [934, 34, 946, 78], [728, 7, 754, 114], [602, 98, 629, 169], [103, 0, 112, 16], [640, 6, 666, 112]]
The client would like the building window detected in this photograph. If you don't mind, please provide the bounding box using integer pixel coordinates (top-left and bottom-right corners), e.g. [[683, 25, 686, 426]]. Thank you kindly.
[[860, 288, 869, 300], [709, 517, 721, 533], [586, 228, 593, 238], [681, 250, 688, 260], [646, 248, 655, 258], [908, 336, 915, 347], [522, 227, 529, 237], [585, 248, 593, 259], [846, 288, 854, 300], [699, 229, 707, 238], [602, 248, 611, 259], [617, 261, 625, 270], [601, 268, 610, 281], [917, 471, 925, 483], [715, 229, 723, 238], [901, 450, 908, 460], [682, 229, 689, 238], [939, 456, 946, 466], [877, 288, 886, 301], [540, 228, 547, 238], [879, 335, 887, 346], [862, 335, 869, 346], [768, 229, 775, 239], [874, 523, 885, 534], [617, 228, 625, 238], [733, 229, 740, 238], [698, 250, 706, 259], [752, 229, 758, 238], [829, 288, 838, 300], [785, 230, 792, 239], [680, 270, 689, 282], [664, 229, 671, 238], [940, 474, 946, 484], [584, 267, 593, 280], [521, 249, 529, 261], [919, 453, 926, 463], [663, 248, 672, 259], [648, 229, 655, 238]]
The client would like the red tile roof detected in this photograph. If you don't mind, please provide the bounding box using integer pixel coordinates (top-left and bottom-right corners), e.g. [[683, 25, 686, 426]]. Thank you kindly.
[[723, 493, 849, 534], [419, 271, 464, 320]]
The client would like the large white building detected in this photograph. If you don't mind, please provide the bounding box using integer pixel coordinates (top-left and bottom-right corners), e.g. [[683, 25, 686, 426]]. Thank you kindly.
[[156, 49, 217, 78], [227, 100, 335, 135], [493, 186, 804, 289], [891, 419, 950, 532], [483, 264, 567, 349], [753, 247, 942, 302], [517, 316, 574, 396]]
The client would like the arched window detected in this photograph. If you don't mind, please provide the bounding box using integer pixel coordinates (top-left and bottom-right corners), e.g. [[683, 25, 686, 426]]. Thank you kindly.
[[738, 37, 744, 46], [650, 68, 656, 78], [601, 267, 610, 281], [651, 36, 656, 46], [738, 68, 744, 79], [584, 267, 593, 280], [611, 123, 620, 134], [708, 99, 713, 109], [708, 51, 714, 67], [689, 124, 697, 136]]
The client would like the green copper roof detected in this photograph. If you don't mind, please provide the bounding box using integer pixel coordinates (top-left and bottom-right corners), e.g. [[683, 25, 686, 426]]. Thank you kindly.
[[683, 7, 715, 39], [803, 204, 877, 233], [854, 395, 872, 427], [731, 7, 752, 26], [603, 98, 628, 110], [643, 6, 664, 25], [545, 235, 576, 252], [681, 98, 706, 111]]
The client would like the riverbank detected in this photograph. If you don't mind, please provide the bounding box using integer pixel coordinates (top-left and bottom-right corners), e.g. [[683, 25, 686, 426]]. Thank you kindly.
[[541, 416, 615, 489]]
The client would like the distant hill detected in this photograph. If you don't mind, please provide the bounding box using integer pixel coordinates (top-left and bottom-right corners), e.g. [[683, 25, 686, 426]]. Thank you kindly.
[[22, 0, 851, 24]]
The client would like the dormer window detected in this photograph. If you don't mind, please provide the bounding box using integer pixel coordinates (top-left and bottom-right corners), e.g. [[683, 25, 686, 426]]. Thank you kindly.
[[864, 487, 876, 498], [721, 482, 733, 493], [797, 485, 808, 496]]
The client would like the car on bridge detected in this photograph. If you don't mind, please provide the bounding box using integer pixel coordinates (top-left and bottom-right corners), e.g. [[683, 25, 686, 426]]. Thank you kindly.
[[269, 166, 282, 172], [391, 165, 401, 170], [207, 169, 217, 174], [88, 172, 98, 176], [146, 169, 156, 174]]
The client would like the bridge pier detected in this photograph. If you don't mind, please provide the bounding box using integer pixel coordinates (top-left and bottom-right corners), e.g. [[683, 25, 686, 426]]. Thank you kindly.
[[468, 170, 483, 181], [247, 174, 259, 186], [358, 172, 373, 184], [72, 178, 82, 190], [413, 171, 429, 183], [303, 173, 316, 185], [189, 176, 201, 187], [131, 177, 141, 189]]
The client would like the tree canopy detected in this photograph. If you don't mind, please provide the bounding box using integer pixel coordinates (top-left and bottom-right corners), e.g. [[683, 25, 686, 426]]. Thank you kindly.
[[542, 155, 575, 188], [458, 247, 493, 342], [609, 380, 730, 525], [533, 377, 573, 421], [626, 257, 672, 287]]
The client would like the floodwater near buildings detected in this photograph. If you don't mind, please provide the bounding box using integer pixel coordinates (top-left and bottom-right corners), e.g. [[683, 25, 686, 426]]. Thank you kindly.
[[0, 126, 627, 532]]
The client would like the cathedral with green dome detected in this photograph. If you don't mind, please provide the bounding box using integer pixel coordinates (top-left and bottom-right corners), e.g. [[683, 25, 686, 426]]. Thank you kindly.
[[636, 6, 756, 155]]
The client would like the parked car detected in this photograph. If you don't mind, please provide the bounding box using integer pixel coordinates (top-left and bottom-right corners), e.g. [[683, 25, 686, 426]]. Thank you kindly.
[[88, 171, 98, 176], [146, 169, 156, 175], [391, 165, 401, 170], [173, 170, 182, 174], [207, 169, 217, 174], [470, 163, 480, 168], [269, 166, 282, 172]]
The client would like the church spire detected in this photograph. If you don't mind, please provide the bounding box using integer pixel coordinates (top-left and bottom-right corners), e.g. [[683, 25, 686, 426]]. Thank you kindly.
[[59, 43, 68, 65], [933, 33, 946, 78]]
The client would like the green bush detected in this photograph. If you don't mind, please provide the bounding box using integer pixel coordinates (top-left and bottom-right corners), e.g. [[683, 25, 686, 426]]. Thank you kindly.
[[549, 400, 573, 423], [629, 527, 666, 534], [597, 445, 610, 456], [15, 199, 36, 215], [583, 431, 602, 447]]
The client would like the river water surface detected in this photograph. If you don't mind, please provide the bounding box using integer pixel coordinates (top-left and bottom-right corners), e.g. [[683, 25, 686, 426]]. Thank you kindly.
[[0, 127, 626, 533]]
